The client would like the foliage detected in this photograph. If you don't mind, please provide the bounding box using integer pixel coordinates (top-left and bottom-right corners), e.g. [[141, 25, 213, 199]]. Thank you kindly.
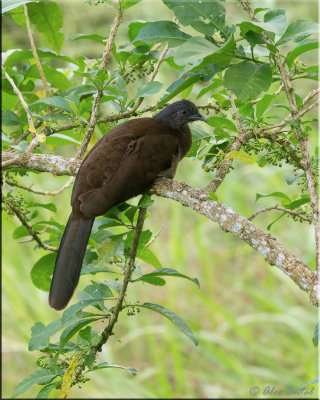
[[2, 0, 318, 398]]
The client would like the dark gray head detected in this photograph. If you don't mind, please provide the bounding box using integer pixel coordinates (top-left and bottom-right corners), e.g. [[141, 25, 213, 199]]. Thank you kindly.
[[154, 100, 206, 130]]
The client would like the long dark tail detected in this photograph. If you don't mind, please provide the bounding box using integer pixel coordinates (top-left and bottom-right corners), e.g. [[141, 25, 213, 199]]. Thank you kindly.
[[49, 213, 94, 310]]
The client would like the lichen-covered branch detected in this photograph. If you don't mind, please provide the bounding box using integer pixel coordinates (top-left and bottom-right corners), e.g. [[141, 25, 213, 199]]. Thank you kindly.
[[3, 150, 317, 305], [151, 178, 318, 306]]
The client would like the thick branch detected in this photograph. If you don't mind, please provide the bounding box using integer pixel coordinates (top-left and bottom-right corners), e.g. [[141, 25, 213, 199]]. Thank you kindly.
[[3, 150, 316, 305]]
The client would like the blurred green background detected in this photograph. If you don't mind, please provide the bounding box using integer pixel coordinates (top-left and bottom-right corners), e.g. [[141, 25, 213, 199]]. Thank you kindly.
[[2, 0, 318, 398]]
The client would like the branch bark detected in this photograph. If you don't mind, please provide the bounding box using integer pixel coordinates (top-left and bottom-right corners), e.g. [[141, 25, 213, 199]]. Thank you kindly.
[[2, 150, 317, 306]]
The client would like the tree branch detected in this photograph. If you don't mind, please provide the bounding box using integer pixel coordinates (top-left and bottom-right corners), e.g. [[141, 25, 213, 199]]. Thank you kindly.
[[2, 150, 317, 305], [2, 194, 58, 252], [238, 0, 319, 272], [23, 4, 50, 98], [75, 0, 122, 160], [6, 177, 74, 196], [248, 204, 312, 223], [73, 207, 147, 383]]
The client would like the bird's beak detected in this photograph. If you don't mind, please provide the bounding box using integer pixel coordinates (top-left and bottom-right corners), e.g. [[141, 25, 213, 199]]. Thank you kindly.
[[187, 113, 207, 123]]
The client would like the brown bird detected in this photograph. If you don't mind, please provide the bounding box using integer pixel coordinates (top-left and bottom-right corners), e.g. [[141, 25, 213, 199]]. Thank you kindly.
[[49, 100, 206, 310]]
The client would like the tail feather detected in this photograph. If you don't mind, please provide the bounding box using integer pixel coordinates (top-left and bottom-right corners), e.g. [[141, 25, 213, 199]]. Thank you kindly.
[[49, 213, 94, 310]]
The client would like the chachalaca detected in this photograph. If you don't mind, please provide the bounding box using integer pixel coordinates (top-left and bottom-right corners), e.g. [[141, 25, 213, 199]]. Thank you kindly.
[[49, 99, 206, 310]]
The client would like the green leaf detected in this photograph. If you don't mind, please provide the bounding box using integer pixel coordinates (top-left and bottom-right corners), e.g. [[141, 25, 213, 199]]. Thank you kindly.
[[77, 283, 113, 302], [79, 326, 92, 343], [263, 8, 287, 36], [2, 110, 21, 126], [207, 116, 238, 132], [45, 133, 81, 147], [2, 0, 40, 14], [29, 319, 63, 351], [36, 381, 61, 399], [137, 247, 162, 268], [157, 74, 202, 108], [30, 96, 71, 112], [134, 21, 191, 47], [224, 61, 272, 100], [27, 202, 57, 212], [191, 34, 236, 71], [4, 49, 77, 67], [132, 267, 200, 287], [312, 322, 319, 347], [139, 303, 198, 346], [69, 33, 105, 44], [277, 19, 319, 46], [138, 194, 154, 208], [285, 197, 310, 210], [190, 125, 211, 142], [137, 81, 163, 98], [59, 318, 100, 353], [31, 253, 57, 292], [224, 151, 253, 164], [256, 191, 291, 203], [12, 369, 61, 398], [92, 362, 138, 375], [13, 225, 29, 239], [174, 37, 218, 66], [27, 64, 72, 91], [121, 0, 143, 8], [286, 39, 319, 68], [26, 2, 64, 53], [128, 21, 149, 43], [256, 93, 275, 120]]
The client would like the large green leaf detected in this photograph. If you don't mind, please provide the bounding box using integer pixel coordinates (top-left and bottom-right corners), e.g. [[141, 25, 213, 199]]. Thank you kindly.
[[139, 303, 198, 346], [30, 96, 71, 112], [2, 110, 21, 126], [137, 81, 163, 98], [121, 0, 143, 9], [31, 253, 57, 292], [207, 116, 238, 132], [174, 37, 218, 66], [4, 49, 77, 67], [29, 319, 63, 351], [263, 8, 287, 36], [27, 2, 64, 53], [132, 267, 200, 287], [134, 21, 191, 47], [2, 0, 40, 14], [91, 362, 138, 375], [136, 247, 162, 268], [256, 93, 275, 120], [286, 39, 318, 68], [27, 64, 72, 90], [223, 61, 272, 100], [69, 33, 105, 44], [156, 74, 202, 108], [277, 19, 319, 46], [256, 191, 291, 203], [12, 369, 62, 398]]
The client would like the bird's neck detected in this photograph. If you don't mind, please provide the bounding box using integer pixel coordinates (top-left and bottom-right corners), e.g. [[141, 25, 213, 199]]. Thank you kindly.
[[178, 124, 192, 159]]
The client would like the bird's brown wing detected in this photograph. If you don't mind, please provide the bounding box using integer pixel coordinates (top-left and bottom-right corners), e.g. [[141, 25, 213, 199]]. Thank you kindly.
[[72, 119, 178, 217]]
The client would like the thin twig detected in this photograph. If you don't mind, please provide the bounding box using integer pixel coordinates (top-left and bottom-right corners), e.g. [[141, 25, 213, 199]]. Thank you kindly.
[[251, 83, 284, 104], [6, 177, 74, 196], [73, 207, 147, 383], [2, 194, 58, 251], [205, 90, 253, 193], [24, 4, 50, 98], [248, 204, 312, 222], [75, 0, 122, 160], [2, 68, 36, 135]]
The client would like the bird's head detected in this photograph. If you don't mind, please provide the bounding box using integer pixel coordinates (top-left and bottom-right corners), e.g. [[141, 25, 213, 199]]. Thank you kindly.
[[154, 100, 206, 130]]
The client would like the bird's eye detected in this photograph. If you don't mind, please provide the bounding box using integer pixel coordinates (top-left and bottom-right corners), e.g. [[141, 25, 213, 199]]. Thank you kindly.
[[182, 110, 186, 115]]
